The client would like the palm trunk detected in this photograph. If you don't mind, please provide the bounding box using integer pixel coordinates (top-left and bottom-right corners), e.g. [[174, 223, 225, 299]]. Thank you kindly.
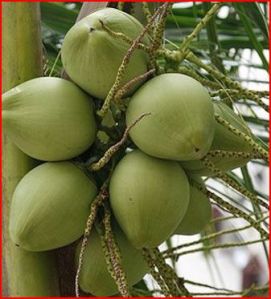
[[2, 3, 59, 296]]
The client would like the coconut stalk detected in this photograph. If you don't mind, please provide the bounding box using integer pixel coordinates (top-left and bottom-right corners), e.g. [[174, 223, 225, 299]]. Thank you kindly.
[[2, 3, 59, 296]]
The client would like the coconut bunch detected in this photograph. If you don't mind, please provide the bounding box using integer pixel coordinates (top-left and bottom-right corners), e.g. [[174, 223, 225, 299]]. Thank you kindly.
[[3, 7, 256, 297]]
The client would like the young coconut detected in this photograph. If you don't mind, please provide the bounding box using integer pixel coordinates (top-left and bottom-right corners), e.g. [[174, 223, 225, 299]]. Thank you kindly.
[[2, 77, 96, 161], [109, 150, 190, 249], [9, 162, 97, 251], [174, 176, 212, 235], [181, 101, 253, 176], [126, 73, 215, 161], [61, 8, 150, 99], [76, 225, 148, 296]]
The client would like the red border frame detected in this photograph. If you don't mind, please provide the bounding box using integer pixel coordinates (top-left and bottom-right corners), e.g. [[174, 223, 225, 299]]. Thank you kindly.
[[0, 1, 2, 298], [0, 1, 270, 298], [0, 0, 269, 2]]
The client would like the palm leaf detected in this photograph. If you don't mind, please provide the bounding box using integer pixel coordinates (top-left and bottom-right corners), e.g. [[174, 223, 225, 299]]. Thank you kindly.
[[233, 3, 268, 71]]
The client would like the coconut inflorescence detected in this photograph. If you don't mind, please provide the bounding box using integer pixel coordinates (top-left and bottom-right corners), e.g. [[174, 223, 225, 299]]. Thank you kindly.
[[3, 6, 257, 296]]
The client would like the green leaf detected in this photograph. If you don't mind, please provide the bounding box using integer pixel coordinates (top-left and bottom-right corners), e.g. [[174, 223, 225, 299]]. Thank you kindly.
[[240, 3, 269, 39], [202, 2, 225, 73], [40, 2, 77, 35], [233, 3, 268, 71]]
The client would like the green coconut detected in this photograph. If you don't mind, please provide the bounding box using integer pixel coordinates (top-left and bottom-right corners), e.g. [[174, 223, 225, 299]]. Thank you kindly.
[[109, 150, 190, 249], [2, 77, 96, 161], [181, 101, 253, 176], [174, 176, 211, 235], [61, 8, 149, 99], [9, 162, 97, 251], [76, 225, 148, 296], [126, 73, 215, 161]]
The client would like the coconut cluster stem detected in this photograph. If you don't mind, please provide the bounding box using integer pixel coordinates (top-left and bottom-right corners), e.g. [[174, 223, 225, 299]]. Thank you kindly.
[[75, 183, 109, 297], [164, 237, 268, 259], [177, 66, 221, 89], [100, 205, 130, 297], [151, 249, 180, 296], [186, 51, 269, 111], [152, 248, 191, 297], [161, 49, 269, 112], [183, 279, 238, 293], [179, 278, 268, 296], [158, 4, 222, 65], [89, 112, 151, 171], [188, 284, 268, 296], [149, 3, 172, 69], [202, 156, 268, 210], [142, 248, 191, 297], [207, 150, 262, 160], [199, 186, 269, 238], [142, 249, 172, 296], [99, 20, 149, 52], [142, 2, 153, 24], [210, 214, 238, 223], [179, 3, 222, 54], [214, 114, 269, 161], [163, 215, 268, 257], [212, 88, 269, 99], [114, 69, 155, 104], [97, 5, 165, 118]]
